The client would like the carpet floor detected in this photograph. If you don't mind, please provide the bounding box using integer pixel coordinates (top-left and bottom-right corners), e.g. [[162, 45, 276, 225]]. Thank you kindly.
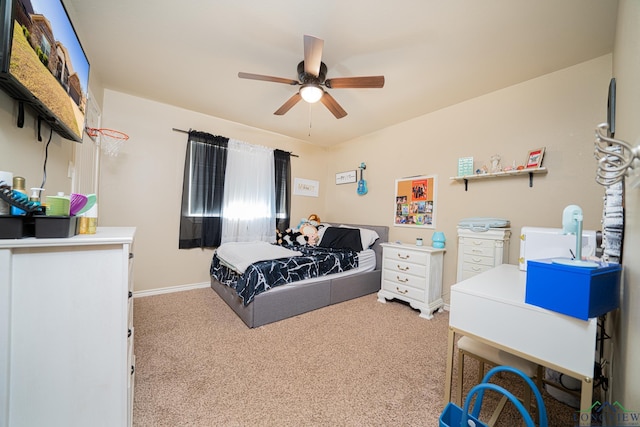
[[133, 288, 582, 426]]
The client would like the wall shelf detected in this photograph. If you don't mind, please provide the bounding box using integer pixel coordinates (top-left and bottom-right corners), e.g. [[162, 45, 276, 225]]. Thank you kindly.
[[450, 167, 548, 191]]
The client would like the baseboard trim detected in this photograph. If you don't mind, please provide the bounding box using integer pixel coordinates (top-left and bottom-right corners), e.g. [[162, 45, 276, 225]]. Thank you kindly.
[[134, 282, 210, 298]]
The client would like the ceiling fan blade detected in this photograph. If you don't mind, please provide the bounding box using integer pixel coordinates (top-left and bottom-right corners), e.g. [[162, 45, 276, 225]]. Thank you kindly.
[[274, 93, 302, 115], [325, 76, 385, 89], [319, 91, 347, 119], [238, 72, 299, 85], [303, 35, 324, 76]]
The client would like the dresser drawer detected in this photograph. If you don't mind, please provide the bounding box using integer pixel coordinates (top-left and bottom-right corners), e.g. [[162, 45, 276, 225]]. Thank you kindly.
[[462, 262, 493, 276], [383, 269, 426, 290], [460, 236, 497, 249], [383, 258, 427, 277], [462, 253, 495, 267], [462, 244, 496, 258], [384, 246, 429, 265], [381, 279, 425, 301], [127, 327, 135, 387], [128, 252, 134, 293]]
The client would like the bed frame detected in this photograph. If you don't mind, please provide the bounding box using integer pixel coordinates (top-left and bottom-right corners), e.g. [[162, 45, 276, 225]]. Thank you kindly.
[[210, 224, 389, 328]]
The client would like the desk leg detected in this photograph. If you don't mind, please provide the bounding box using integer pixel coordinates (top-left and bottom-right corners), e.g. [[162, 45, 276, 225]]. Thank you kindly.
[[578, 378, 593, 427], [443, 327, 455, 406]]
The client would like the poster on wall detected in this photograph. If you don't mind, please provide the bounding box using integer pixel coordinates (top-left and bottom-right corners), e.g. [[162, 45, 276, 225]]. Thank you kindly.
[[393, 175, 437, 228]]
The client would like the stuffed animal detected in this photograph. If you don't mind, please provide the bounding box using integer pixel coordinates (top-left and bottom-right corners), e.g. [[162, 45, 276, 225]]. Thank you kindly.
[[299, 222, 320, 245], [276, 228, 304, 246], [277, 214, 325, 246]]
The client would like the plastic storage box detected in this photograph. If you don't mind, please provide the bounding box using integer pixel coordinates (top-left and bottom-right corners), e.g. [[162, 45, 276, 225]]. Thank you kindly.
[[525, 258, 621, 320], [0, 216, 25, 238], [34, 216, 78, 238], [0, 216, 35, 238]]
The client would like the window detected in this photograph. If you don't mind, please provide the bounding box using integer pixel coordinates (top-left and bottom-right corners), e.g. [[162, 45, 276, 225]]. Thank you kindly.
[[179, 131, 290, 248]]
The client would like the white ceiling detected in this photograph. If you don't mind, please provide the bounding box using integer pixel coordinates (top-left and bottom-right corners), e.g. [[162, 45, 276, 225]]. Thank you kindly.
[[63, 0, 618, 147]]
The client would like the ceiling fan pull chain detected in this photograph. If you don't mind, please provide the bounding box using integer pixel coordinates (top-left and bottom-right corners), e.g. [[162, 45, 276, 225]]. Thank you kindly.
[[308, 104, 313, 136]]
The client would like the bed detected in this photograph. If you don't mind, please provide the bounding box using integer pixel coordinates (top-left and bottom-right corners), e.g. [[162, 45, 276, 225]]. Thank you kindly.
[[210, 223, 389, 328]]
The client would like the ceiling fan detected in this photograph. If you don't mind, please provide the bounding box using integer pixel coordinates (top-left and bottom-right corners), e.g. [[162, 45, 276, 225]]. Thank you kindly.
[[238, 35, 385, 119]]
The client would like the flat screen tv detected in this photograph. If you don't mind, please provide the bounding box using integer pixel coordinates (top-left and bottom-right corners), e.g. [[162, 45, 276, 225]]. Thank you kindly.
[[0, 0, 89, 142]]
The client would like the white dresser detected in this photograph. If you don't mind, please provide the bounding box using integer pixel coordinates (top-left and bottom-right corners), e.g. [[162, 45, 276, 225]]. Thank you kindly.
[[456, 227, 510, 282], [377, 242, 445, 319], [0, 227, 136, 427]]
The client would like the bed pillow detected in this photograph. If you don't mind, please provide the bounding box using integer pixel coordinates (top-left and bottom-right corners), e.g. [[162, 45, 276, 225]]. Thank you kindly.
[[315, 223, 332, 242], [318, 227, 363, 252], [339, 225, 380, 249]]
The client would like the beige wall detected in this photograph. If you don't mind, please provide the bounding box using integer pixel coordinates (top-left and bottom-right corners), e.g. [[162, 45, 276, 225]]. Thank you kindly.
[[325, 55, 612, 302], [98, 90, 328, 292], [0, 94, 74, 197], [610, 0, 640, 408]]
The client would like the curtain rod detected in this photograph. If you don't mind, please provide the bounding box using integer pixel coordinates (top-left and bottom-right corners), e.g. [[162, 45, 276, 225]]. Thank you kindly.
[[172, 128, 298, 157]]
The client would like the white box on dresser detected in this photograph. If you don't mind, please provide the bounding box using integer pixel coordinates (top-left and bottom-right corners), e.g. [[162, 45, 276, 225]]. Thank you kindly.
[[0, 227, 136, 427], [456, 227, 510, 282], [377, 242, 445, 319]]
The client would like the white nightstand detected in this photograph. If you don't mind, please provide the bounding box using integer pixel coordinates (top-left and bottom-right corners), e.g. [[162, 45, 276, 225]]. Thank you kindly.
[[456, 227, 510, 282], [377, 242, 445, 319]]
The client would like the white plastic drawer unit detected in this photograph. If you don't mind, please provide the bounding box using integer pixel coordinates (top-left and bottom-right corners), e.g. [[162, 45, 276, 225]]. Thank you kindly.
[[377, 243, 445, 320]]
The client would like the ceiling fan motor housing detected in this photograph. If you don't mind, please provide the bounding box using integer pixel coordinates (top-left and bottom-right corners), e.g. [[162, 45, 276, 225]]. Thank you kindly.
[[297, 61, 327, 84]]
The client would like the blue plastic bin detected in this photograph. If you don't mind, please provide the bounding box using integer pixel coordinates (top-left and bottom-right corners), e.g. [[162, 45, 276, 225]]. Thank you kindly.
[[525, 258, 621, 320]]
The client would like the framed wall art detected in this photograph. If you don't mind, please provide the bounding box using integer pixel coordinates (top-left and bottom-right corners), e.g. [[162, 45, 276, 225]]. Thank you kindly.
[[335, 170, 357, 185], [393, 175, 437, 228], [526, 148, 545, 168], [293, 178, 319, 197]]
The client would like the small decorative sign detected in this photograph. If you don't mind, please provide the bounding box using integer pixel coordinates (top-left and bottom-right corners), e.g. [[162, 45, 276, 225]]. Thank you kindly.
[[335, 170, 357, 185], [457, 157, 474, 176], [293, 178, 319, 197]]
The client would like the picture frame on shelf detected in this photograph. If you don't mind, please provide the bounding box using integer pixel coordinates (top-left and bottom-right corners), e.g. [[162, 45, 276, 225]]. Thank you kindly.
[[526, 147, 545, 168]]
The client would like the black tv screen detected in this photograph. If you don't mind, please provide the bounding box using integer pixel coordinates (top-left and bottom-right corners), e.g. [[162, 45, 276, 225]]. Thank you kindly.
[[0, 0, 90, 142]]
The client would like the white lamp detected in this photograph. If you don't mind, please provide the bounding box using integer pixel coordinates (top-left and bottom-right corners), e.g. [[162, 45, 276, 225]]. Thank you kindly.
[[552, 205, 599, 268], [299, 84, 324, 103]]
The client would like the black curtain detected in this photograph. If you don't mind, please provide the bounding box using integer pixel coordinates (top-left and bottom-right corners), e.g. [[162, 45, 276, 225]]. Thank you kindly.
[[178, 131, 229, 248], [274, 149, 291, 233]]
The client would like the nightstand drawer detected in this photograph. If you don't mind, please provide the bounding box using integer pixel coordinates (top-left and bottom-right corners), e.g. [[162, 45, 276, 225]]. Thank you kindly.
[[384, 247, 429, 265], [383, 269, 425, 290], [382, 279, 425, 301], [383, 259, 427, 277]]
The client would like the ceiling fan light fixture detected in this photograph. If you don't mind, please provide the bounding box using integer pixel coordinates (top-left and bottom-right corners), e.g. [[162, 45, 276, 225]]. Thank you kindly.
[[300, 84, 324, 103]]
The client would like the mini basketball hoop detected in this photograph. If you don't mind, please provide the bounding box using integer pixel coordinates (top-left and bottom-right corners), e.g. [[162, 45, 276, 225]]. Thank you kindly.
[[85, 127, 129, 157]]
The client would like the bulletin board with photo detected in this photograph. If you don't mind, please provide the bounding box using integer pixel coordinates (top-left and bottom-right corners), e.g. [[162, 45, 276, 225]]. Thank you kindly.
[[393, 175, 437, 228]]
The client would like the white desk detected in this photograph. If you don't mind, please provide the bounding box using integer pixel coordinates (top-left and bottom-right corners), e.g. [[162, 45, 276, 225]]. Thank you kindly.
[[444, 264, 598, 426]]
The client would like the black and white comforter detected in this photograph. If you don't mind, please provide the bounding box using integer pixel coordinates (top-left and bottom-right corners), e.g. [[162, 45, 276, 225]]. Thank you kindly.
[[210, 245, 359, 306]]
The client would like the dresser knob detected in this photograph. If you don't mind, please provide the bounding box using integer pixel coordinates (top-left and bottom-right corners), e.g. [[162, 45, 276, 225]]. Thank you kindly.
[[395, 287, 409, 294], [397, 254, 410, 259], [396, 276, 409, 283], [397, 265, 409, 271]]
